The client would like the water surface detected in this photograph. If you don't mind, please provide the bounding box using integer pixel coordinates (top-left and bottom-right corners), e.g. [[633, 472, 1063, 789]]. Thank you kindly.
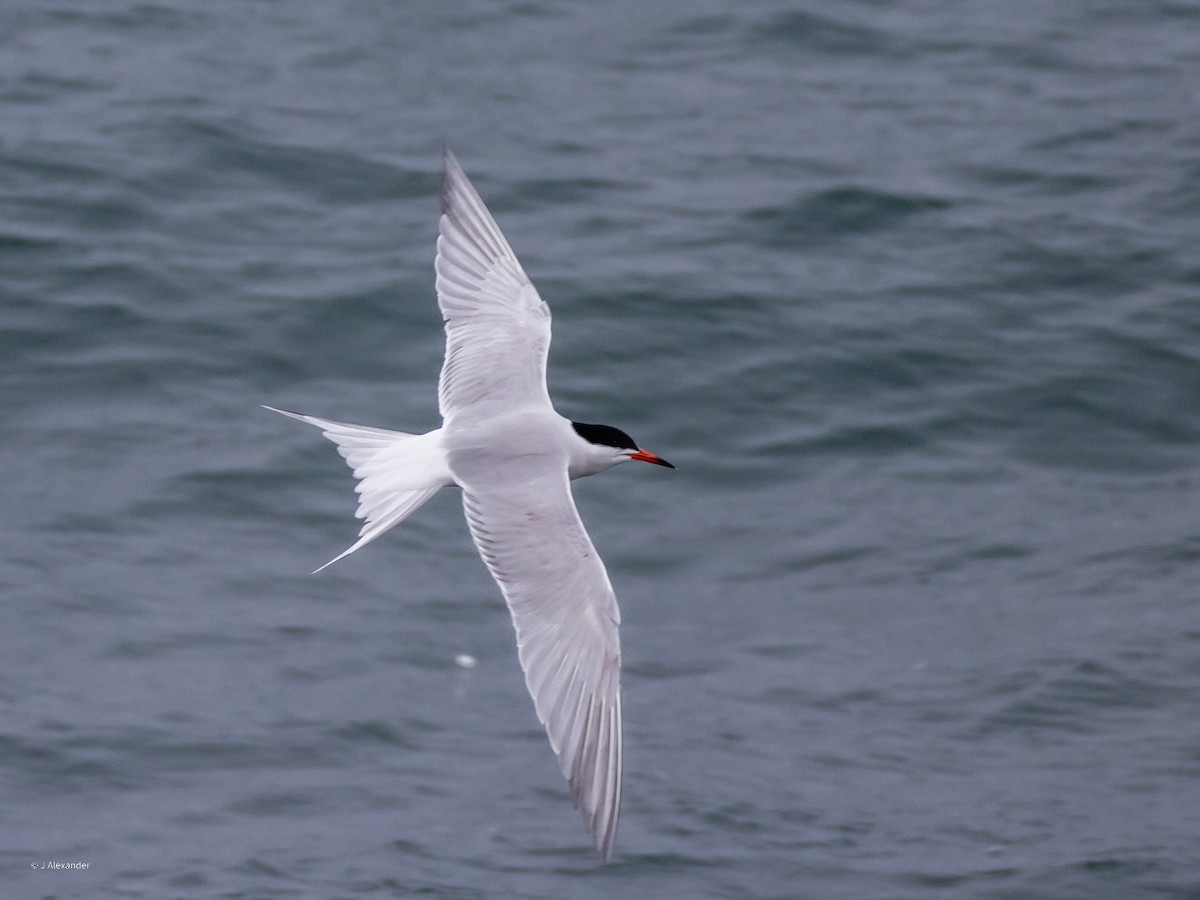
[[3, 2, 1199, 897]]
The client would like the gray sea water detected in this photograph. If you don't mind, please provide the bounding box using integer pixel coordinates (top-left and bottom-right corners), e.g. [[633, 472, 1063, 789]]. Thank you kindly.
[[4, 2, 1200, 897]]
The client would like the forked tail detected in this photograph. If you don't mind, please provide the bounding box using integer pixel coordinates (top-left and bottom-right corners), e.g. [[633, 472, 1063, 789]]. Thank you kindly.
[[264, 407, 453, 571]]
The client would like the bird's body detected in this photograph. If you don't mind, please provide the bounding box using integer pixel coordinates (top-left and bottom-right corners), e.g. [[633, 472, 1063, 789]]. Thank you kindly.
[[267, 149, 672, 860]]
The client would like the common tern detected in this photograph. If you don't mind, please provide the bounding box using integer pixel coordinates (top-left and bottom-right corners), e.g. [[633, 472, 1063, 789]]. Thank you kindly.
[[267, 149, 673, 860]]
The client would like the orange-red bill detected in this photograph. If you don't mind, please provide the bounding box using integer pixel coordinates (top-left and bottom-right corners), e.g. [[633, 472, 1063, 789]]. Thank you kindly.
[[630, 449, 675, 469]]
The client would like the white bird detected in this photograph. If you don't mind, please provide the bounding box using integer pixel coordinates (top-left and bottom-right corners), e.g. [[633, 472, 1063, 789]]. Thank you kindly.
[[267, 148, 673, 860]]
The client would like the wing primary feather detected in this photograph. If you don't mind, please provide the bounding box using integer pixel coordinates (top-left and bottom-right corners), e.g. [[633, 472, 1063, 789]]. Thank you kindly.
[[442, 148, 513, 261]]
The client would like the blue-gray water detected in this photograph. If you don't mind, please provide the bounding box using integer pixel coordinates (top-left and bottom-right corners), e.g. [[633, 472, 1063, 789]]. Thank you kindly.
[[3, 2, 1199, 897]]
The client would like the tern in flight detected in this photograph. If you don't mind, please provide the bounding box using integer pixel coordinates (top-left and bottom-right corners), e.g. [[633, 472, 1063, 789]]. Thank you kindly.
[[267, 149, 673, 859]]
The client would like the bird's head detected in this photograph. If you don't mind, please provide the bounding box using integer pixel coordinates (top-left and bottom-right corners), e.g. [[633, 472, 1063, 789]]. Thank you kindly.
[[570, 421, 674, 476]]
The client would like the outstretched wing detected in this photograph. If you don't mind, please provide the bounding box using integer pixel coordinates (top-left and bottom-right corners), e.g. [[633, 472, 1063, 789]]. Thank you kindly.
[[457, 458, 622, 860], [435, 148, 553, 422]]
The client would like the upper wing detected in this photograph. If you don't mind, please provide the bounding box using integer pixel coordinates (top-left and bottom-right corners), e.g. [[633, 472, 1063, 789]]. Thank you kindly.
[[457, 459, 622, 859], [435, 148, 553, 421]]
